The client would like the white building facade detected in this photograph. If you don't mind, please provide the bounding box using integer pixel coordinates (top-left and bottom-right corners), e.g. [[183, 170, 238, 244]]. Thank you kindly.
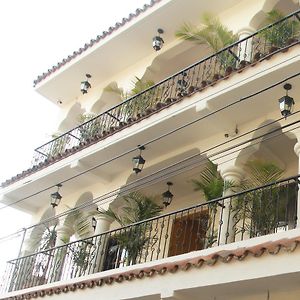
[[1, 0, 300, 299]]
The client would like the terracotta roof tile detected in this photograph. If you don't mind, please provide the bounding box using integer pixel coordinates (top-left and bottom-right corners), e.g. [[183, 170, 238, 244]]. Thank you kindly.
[[2, 235, 300, 300], [33, 0, 162, 87]]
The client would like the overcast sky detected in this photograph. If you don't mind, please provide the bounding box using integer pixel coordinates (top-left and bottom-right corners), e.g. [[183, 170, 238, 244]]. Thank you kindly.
[[0, 0, 147, 272]]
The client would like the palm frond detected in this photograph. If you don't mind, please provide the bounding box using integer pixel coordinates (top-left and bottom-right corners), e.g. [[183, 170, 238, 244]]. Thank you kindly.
[[242, 160, 283, 189], [176, 13, 237, 52]]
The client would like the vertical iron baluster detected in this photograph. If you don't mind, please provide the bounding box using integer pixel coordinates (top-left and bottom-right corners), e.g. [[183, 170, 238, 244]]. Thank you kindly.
[[187, 208, 195, 252], [161, 214, 171, 259], [155, 217, 164, 260]]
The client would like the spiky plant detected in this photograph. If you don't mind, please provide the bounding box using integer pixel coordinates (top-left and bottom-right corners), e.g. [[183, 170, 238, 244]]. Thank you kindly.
[[77, 113, 102, 142], [234, 160, 284, 237], [192, 160, 235, 201], [62, 207, 99, 275], [98, 192, 163, 266], [191, 160, 235, 247], [176, 13, 237, 70], [260, 9, 300, 48]]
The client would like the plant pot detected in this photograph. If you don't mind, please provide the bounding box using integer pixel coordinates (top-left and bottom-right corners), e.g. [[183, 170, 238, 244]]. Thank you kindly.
[[127, 117, 136, 123], [188, 86, 195, 93], [224, 66, 233, 76], [238, 60, 250, 69], [156, 102, 165, 109], [165, 98, 174, 104], [109, 126, 116, 133], [253, 52, 262, 62], [269, 46, 279, 54], [287, 38, 298, 45], [201, 80, 208, 88], [212, 73, 222, 81], [146, 108, 154, 115]]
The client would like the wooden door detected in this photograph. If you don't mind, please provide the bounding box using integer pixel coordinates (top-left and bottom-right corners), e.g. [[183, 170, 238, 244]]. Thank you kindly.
[[168, 210, 208, 257]]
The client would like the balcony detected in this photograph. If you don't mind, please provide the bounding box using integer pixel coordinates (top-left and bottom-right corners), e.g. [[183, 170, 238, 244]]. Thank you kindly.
[[1, 175, 298, 293], [2, 9, 300, 188]]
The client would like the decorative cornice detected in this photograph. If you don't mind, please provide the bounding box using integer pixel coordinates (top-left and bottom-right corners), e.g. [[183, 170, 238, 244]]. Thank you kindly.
[[2, 236, 300, 300], [33, 0, 162, 87]]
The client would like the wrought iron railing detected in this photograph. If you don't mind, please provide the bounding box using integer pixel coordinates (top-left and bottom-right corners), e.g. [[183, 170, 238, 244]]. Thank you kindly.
[[1, 175, 298, 293], [32, 10, 300, 166]]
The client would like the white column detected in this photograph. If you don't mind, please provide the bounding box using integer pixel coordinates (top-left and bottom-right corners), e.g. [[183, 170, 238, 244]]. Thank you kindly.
[[219, 166, 243, 245], [55, 226, 72, 246], [294, 141, 300, 228], [92, 214, 114, 272], [238, 27, 255, 63], [95, 215, 113, 235]]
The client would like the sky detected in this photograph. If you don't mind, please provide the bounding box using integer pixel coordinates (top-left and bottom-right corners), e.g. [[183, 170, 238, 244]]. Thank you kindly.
[[0, 0, 147, 275]]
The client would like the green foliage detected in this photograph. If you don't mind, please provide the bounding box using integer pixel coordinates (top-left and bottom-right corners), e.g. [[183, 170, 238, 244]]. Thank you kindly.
[[70, 240, 95, 275], [49, 133, 70, 158], [191, 160, 235, 247], [104, 77, 157, 121], [77, 113, 102, 142], [130, 77, 155, 96], [105, 77, 155, 101], [260, 9, 299, 48], [98, 192, 163, 265], [63, 208, 99, 274], [192, 160, 234, 201], [234, 160, 284, 237], [176, 13, 238, 69], [39, 226, 57, 250]]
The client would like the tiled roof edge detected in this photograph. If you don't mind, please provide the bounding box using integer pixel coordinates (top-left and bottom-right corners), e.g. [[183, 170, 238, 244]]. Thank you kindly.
[[33, 0, 162, 87]]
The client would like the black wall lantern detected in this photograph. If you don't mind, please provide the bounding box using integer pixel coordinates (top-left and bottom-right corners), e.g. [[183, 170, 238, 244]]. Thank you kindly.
[[132, 145, 146, 174], [50, 184, 62, 208], [92, 217, 97, 231], [279, 83, 294, 119], [153, 28, 164, 51], [162, 182, 174, 207], [80, 74, 92, 94]]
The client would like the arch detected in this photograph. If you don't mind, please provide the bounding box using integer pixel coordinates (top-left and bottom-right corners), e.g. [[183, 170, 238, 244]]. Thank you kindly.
[[58, 102, 85, 132], [110, 148, 209, 211], [235, 120, 297, 175], [249, 0, 298, 29], [62, 192, 97, 240], [26, 207, 58, 253], [90, 82, 122, 114]]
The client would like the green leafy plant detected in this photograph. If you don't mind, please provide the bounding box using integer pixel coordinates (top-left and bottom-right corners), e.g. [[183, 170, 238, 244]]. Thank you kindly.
[[176, 13, 238, 70], [192, 160, 235, 247], [104, 77, 157, 121], [77, 113, 103, 142], [260, 9, 300, 49], [56, 207, 98, 277], [98, 192, 163, 266], [49, 133, 70, 158], [234, 160, 284, 237]]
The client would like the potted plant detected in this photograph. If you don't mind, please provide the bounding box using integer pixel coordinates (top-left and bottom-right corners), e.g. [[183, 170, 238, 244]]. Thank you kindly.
[[260, 9, 300, 54], [191, 160, 235, 247], [78, 113, 103, 143], [98, 192, 163, 266], [105, 77, 156, 122], [233, 160, 284, 237], [49, 133, 70, 159], [176, 13, 238, 76]]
